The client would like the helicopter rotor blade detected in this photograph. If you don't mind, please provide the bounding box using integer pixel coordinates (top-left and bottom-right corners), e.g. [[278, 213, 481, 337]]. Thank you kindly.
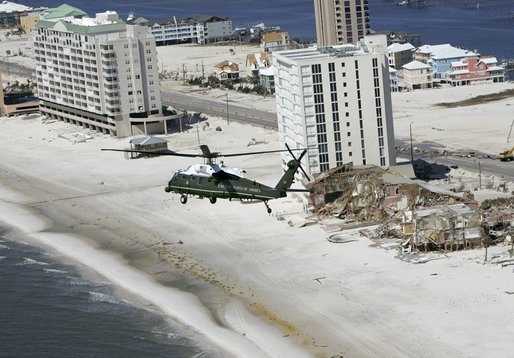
[[101, 148, 199, 158], [298, 149, 307, 162], [103, 145, 307, 166], [219, 148, 304, 158], [299, 165, 310, 182], [285, 143, 296, 160]]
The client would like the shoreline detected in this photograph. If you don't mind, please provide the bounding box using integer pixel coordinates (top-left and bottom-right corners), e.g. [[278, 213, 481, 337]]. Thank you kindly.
[[0, 180, 312, 357]]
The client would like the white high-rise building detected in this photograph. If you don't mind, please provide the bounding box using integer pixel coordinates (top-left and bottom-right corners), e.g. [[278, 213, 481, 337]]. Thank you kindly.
[[34, 4, 161, 137], [273, 43, 396, 177]]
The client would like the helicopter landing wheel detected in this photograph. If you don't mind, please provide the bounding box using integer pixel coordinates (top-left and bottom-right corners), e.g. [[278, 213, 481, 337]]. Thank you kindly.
[[164, 186, 171, 193], [264, 201, 272, 214], [180, 195, 188, 204], [209, 197, 217, 204]]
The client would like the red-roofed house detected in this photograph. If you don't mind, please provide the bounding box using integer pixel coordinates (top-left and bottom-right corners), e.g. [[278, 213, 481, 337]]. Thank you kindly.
[[446, 55, 505, 86]]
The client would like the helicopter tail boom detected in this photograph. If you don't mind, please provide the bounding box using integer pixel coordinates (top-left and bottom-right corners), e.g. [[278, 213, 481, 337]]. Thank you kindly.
[[274, 145, 309, 194], [274, 159, 301, 194]]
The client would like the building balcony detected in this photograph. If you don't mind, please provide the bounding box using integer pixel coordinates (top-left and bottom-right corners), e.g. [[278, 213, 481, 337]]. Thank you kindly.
[[102, 60, 117, 69]]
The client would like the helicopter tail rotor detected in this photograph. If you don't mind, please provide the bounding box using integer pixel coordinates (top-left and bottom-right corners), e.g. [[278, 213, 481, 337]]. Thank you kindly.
[[285, 143, 310, 182]]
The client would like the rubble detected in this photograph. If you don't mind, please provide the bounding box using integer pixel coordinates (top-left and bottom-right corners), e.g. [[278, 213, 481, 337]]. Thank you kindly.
[[308, 163, 514, 254]]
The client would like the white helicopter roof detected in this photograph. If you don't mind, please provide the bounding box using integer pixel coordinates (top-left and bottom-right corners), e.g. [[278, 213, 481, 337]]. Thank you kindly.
[[178, 163, 246, 178]]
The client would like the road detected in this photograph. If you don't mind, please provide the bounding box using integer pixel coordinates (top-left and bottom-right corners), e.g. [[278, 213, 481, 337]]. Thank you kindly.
[[161, 90, 278, 130], [399, 152, 514, 182], [166, 90, 514, 181], [437, 156, 514, 182]]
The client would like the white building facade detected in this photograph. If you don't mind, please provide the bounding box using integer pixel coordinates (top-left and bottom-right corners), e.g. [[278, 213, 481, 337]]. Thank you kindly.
[[273, 45, 396, 176], [149, 16, 232, 45], [34, 5, 161, 136]]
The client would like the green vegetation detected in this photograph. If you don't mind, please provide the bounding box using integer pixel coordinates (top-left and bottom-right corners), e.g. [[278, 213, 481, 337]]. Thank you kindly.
[[436, 88, 514, 108], [187, 75, 271, 96], [3, 79, 35, 95]]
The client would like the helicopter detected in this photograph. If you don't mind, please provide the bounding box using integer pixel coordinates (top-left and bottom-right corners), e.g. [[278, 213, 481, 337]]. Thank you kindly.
[[102, 144, 310, 213]]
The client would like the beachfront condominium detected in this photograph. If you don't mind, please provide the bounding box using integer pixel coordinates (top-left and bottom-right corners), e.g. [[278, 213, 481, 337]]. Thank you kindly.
[[34, 4, 161, 137], [273, 41, 396, 176], [314, 0, 370, 46], [149, 15, 233, 45]]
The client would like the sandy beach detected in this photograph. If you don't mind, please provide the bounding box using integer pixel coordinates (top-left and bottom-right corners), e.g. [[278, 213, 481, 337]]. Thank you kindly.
[[1, 36, 514, 357]]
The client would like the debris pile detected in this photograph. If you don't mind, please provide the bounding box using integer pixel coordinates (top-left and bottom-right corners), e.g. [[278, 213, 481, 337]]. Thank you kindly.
[[307, 163, 498, 253], [57, 132, 94, 144], [481, 197, 514, 243]]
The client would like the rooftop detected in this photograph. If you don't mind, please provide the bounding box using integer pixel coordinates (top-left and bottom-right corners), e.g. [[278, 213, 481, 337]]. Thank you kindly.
[[42, 4, 86, 20], [387, 42, 415, 53], [38, 5, 126, 34], [275, 44, 366, 62], [262, 32, 289, 43], [130, 136, 168, 146], [403, 60, 431, 70], [417, 44, 476, 59], [0, 0, 30, 13]]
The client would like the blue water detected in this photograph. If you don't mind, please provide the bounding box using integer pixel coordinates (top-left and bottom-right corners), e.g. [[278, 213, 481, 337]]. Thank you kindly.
[[25, 0, 514, 60], [0, 227, 207, 357]]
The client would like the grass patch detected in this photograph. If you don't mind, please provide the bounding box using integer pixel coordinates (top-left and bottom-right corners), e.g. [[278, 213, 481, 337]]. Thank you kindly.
[[435, 88, 514, 108]]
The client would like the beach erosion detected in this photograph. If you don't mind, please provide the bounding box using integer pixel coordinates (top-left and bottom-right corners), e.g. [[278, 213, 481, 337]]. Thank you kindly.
[[2, 37, 514, 356]]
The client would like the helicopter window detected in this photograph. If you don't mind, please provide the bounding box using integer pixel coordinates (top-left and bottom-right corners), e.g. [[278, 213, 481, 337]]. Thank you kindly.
[[198, 177, 204, 184], [181, 175, 188, 180]]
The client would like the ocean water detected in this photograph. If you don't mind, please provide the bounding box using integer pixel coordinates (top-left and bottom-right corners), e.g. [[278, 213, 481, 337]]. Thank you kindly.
[[0, 226, 208, 358], [24, 0, 514, 60]]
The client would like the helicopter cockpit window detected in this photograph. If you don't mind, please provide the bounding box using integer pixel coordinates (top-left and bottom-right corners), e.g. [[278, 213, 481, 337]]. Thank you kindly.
[[181, 175, 188, 180]]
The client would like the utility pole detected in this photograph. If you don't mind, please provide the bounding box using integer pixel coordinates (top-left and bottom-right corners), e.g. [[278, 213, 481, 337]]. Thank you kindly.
[[226, 88, 229, 125], [409, 122, 414, 162], [478, 161, 482, 190], [180, 110, 186, 133]]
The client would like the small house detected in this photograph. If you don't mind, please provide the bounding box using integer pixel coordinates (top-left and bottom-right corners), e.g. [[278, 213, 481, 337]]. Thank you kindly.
[[128, 136, 168, 158], [402, 60, 433, 90], [245, 52, 271, 78], [214, 60, 240, 81], [261, 32, 292, 52]]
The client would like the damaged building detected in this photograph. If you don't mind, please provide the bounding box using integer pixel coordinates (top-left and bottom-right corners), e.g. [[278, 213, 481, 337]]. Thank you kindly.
[[308, 163, 486, 252], [401, 203, 483, 252]]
